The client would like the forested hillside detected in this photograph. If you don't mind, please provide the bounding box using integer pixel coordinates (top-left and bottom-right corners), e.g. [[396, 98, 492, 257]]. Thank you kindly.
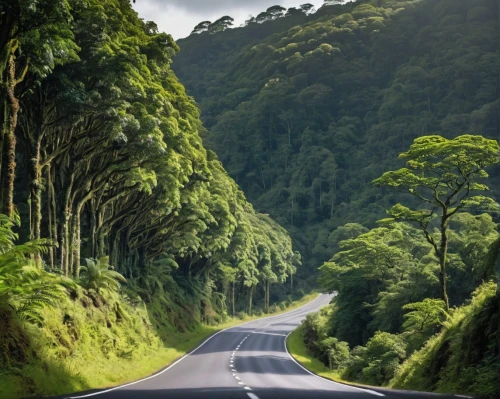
[[174, 0, 500, 397], [174, 0, 500, 276], [0, 1, 302, 397]]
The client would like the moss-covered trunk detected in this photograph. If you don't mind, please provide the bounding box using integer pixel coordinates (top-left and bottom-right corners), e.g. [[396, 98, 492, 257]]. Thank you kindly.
[[1, 55, 21, 218]]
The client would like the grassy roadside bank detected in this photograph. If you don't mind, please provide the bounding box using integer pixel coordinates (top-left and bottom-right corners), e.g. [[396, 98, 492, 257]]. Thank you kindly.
[[1, 292, 319, 399], [287, 324, 344, 382]]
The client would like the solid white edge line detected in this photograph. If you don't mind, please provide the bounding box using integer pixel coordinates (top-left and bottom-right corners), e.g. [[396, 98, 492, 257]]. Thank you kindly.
[[68, 294, 326, 398], [284, 332, 385, 397]]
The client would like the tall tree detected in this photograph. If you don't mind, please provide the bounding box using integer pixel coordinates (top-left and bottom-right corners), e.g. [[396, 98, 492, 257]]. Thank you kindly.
[[266, 6, 286, 20], [192, 21, 211, 34], [300, 4, 315, 14], [0, 0, 77, 217], [374, 135, 499, 310], [209, 16, 234, 33]]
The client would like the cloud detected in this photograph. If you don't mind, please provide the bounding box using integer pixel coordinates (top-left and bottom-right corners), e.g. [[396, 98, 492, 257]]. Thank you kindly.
[[140, 0, 277, 15], [133, 0, 324, 39]]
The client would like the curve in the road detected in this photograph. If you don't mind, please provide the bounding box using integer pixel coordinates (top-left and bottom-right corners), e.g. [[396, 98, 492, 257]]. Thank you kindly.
[[63, 294, 468, 399]]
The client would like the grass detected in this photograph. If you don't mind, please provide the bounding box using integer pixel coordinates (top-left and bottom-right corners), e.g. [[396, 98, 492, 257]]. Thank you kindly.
[[0, 292, 319, 399]]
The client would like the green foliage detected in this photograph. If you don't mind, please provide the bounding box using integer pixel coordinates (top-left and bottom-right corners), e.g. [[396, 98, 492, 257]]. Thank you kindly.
[[319, 221, 441, 346], [348, 332, 407, 386], [0, 215, 65, 323], [401, 298, 448, 351], [174, 0, 500, 277], [0, 215, 67, 367], [0, 0, 297, 321], [374, 135, 499, 309], [392, 283, 499, 398], [0, 0, 302, 394], [374, 135, 498, 217], [402, 299, 448, 333], [319, 337, 350, 371], [78, 257, 126, 295], [312, 135, 498, 393]]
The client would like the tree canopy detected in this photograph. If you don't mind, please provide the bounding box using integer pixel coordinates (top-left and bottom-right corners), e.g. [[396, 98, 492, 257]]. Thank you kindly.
[[174, 0, 500, 279]]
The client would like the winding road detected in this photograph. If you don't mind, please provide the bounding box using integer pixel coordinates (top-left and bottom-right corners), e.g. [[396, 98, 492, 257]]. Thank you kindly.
[[66, 294, 469, 399]]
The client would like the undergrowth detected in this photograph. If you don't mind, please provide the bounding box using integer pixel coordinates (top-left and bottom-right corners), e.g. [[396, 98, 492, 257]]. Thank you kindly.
[[288, 283, 499, 399], [391, 282, 499, 398], [0, 284, 317, 399]]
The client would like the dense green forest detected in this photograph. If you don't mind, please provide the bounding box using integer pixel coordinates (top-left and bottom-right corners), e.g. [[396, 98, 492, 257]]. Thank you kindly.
[[1, 0, 500, 397], [304, 134, 500, 397], [0, 0, 303, 397], [175, 0, 500, 397], [175, 0, 500, 277]]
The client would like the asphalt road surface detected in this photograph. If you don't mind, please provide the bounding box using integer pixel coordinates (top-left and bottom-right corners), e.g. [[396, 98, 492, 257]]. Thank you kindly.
[[66, 294, 470, 399]]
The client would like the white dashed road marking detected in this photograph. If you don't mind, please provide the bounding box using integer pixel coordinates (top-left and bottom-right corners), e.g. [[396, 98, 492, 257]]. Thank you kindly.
[[68, 295, 325, 399]]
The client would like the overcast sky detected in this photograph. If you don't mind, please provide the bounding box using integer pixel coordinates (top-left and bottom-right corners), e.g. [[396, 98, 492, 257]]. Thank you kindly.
[[132, 0, 325, 40]]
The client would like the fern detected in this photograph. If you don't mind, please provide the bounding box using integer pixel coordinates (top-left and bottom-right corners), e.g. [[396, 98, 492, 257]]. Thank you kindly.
[[79, 257, 126, 294], [0, 214, 69, 366]]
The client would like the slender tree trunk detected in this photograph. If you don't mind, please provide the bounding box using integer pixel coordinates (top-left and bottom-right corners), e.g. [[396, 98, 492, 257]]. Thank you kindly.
[[29, 137, 42, 267], [1, 56, 20, 218], [267, 280, 270, 312], [72, 192, 94, 276], [46, 165, 54, 269], [90, 199, 97, 258], [61, 212, 70, 276], [29, 140, 42, 241], [232, 282, 235, 317], [48, 165, 58, 269], [248, 286, 253, 316], [439, 222, 450, 311], [61, 174, 75, 276], [71, 211, 80, 276]]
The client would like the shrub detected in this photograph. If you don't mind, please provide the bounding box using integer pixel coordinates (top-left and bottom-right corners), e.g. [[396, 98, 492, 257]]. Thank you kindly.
[[344, 332, 407, 385], [319, 337, 350, 370], [0, 214, 67, 366]]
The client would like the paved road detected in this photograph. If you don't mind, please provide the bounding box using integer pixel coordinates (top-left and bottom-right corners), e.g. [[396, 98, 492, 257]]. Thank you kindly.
[[66, 294, 469, 399]]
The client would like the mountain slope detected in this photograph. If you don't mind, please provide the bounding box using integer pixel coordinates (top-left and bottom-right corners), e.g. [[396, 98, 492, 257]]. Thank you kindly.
[[174, 0, 500, 274]]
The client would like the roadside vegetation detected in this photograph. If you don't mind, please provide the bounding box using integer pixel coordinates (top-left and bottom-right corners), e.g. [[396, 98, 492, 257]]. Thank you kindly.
[[177, 1, 500, 396], [0, 0, 307, 397], [2, 0, 499, 397], [290, 135, 500, 398], [175, 0, 500, 279], [0, 220, 317, 399]]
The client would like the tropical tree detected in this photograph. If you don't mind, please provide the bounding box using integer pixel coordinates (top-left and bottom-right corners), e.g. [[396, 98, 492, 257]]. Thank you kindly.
[[192, 21, 211, 34], [374, 135, 499, 309], [300, 4, 315, 14], [256, 12, 272, 24], [266, 6, 286, 19], [209, 16, 234, 33], [402, 298, 448, 333], [0, 0, 77, 217]]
